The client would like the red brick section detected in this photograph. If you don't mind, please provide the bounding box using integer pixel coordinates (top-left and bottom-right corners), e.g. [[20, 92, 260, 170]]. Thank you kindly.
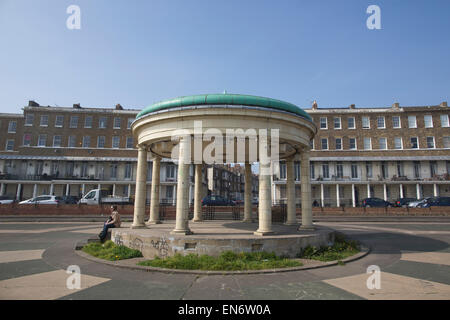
[[0, 204, 449, 217]]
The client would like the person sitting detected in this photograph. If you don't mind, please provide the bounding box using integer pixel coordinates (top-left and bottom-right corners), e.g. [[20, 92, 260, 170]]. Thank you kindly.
[[98, 205, 121, 242]]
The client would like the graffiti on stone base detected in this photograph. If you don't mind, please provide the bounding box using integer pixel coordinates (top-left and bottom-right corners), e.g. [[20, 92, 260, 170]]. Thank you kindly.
[[151, 236, 169, 257], [130, 237, 144, 252], [113, 233, 123, 246]]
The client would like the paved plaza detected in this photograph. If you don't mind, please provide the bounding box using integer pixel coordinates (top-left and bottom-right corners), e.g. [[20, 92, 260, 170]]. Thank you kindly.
[[0, 218, 449, 300]]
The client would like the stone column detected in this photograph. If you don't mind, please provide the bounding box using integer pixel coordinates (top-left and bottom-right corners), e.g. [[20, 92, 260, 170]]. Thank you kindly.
[[416, 184, 421, 200], [352, 184, 356, 207], [148, 156, 161, 224], [336, 184, 340, 207], [192, 163, 203, 222], [0, 183, 5, 196], [33, 184, 38, 198], [112, 184, 116, 197], [66, 184, 70, 196], [254, 161, 273, 235], [243, 162, 253, 222], [171, 138, 192, 235], [367, 183, 371, 198], [300, 150, 313, 230], [285, 158, 296, 225], [16, 184, 22, 201], [131, 145, 148, 229], [399, 184, 403, 198], [433, 184, 439, 197], [383, 184, 387, 201], [50, 183, 55, 195], [320, 183, 324, 207]]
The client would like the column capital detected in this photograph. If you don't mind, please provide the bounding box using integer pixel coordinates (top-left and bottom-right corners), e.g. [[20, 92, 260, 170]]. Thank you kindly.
[[137, 144, 148, 152]]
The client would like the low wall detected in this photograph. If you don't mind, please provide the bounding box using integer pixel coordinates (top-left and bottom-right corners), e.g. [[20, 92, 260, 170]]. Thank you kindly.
[[0, 203, 449, 217]]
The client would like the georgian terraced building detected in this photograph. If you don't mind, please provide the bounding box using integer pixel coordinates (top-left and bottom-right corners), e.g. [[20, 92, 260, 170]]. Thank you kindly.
[[1, 100, 449, 207], [273, 101, 450, 207]]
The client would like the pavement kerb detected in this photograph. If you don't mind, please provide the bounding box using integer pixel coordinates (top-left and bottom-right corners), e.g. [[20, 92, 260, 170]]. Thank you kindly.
[[73, 243, 371, 275]]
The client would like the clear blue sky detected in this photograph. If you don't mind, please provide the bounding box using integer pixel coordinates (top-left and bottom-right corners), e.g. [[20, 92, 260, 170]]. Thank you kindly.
[[0, 0, 449, 113]]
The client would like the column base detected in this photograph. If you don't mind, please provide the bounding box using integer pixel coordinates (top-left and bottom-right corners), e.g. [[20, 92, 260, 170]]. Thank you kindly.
[[170, 229, 193, 235], [254, 230, 275, 236], [242, 218, 254, 223], [191, 218, 203, 222], [298, 225, 315, 231], [284, 220, 298, 226], [146, 220, 162, 225], [130, 224, 147, 229]]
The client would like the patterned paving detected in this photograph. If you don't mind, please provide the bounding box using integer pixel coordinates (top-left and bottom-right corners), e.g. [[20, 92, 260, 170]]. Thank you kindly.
[[0, 220, 448, 299]]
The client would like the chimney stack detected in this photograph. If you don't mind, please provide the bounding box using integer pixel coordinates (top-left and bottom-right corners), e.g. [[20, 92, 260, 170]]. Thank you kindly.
[[312, 100, 318, 110], [349, 104, 355, 109], [440, 101, 448, 107], [28, 100, 39, 107], [73, 103, 81, 109], [115, 104, 123, 110], [392, 102, 400, 109]]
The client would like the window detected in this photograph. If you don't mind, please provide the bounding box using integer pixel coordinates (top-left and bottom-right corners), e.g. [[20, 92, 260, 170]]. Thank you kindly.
[[430, 161, 437, 177], [394, 137, 403, 149], [322, 162, 329, 179], [99, 117, 107, 129], [166, 186, 174, 199], [126, 137, 134, 149], [397, 161, 404, 177], [336, 162, 343, 178], [426, 136, 435, 149], [362, 116, 370, 129], [411, 137, 419, 149], [310, 163, 315, 179], [366, 162, 372, 178], [23, 134, 32, 146], [84, 116, 93, 128], [377, 116, 385, 128], [381, 162, 388, 179], [38, 134, 47, 146], [70, 116, 79, 128], [166, 165, 175, 179], [280, 162, 286, 179], [414, 161, 421, 178], [55, 115, 64, 127], [444, 136, 450, 149], [68, 136, 76, 148], [310, 139, 314, 150], [408, 116, 417, 128], [294, 162, 300, 180], [335, 138, 342, 150], [97, 136, 105, 148], [364, 137, 372, 150], [392, 116, 401, 128], [351, 163, 358, 179], [53, 135, 62, 147], [82, 136, 90, 148], [124, 163, 132, 179], [320, 117, 327, 129], [424, 115, 433, 128], [8, 121, 17, 133], [113, 117, 121, 129], [334, 117, 341, 129], [321, 138, 328, 150], [127, 118, 134, 129], [349, 138, 357, 150], [40, 115, 48, 127], [110, 163, 118, 179], [379, 138, 387, 150], [347, 117, 355, 129], [25, 114, 34, 126], [112, 136, 120, 149], [440, 114, 449, 127], [5, 140, 14, 151]]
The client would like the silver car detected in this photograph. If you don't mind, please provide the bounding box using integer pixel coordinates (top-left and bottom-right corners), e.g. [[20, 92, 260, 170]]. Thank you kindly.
[[19, 195, 63, 205], [407, 198, 431, 208]]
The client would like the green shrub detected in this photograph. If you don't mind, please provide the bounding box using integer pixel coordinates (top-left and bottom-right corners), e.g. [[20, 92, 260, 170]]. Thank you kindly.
[[297, 235, 360, 262], [138, 250, 302, 271], [82, 240, 142, 261]]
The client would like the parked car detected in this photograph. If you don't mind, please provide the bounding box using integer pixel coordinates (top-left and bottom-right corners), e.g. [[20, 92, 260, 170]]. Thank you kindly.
[[79, 189, 132, 205], [361, 198, 392, 208], [19, 195, 63, 205], [408, 197, 431, 208], [394, 198, 416, 207], [0, 195, 15, 204], [201, 195, 236, 206], [61, 195, 80, 204], [417, 197, 450, 208]]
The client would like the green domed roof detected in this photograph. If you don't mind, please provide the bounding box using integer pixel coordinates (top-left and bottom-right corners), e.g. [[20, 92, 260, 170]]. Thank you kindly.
[[136, 94, 312, 121]]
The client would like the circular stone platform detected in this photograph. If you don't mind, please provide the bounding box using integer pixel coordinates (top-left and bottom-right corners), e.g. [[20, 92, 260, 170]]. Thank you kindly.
[[111, 221, 335, 259]]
